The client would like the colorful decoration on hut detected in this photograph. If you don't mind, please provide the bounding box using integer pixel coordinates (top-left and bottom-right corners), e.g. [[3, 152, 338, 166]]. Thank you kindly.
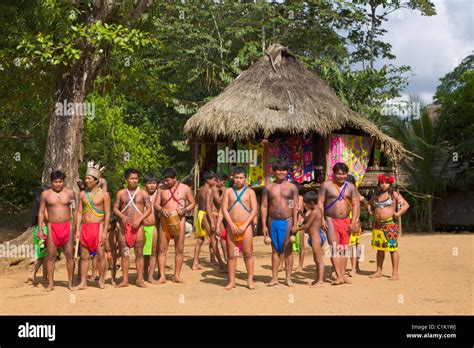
[[248, 140, 265, 187], [302, 136, 315, 182], [264, 136, 313, 184], [326, 134, 373, 186]]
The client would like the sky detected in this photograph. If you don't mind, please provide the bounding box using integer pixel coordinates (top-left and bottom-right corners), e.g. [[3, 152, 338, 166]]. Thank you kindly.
[[378, 0, 474, 104]]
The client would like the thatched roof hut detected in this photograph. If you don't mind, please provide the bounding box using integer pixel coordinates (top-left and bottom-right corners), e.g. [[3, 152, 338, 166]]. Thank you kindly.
[[185, 44, 408, 163]]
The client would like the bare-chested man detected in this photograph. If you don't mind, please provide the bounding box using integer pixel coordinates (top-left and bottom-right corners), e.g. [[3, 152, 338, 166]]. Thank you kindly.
[[192, 170, 217, 270], [143, 173, 159, 283], [317, 162, 359, 285], [73, 161, 110, 290], [222, 167, 258, 290], [368, 174, 409, 281], [113, 168, 151, 288], [155, 167, 195, 283], [37, 170, 77, 291], [261, 160, 299, 287]]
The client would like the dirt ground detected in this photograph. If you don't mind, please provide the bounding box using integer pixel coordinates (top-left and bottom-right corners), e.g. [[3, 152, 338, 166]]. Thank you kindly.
[[0, 232, 472, 315]]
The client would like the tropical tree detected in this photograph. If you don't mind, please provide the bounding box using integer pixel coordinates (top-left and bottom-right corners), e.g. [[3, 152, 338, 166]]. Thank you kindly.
[[434, 53, 474, 189], [387, 105, 450, 231]]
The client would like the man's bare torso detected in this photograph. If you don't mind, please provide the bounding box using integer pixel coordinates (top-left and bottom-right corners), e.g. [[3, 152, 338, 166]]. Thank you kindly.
[[266, 181, 295, 220], [160, 183, 187, 212], [44, 188, 74, 223], [81, 188, 106, 224], [322, 181, 353, 219], [118, 188, 146, 222]]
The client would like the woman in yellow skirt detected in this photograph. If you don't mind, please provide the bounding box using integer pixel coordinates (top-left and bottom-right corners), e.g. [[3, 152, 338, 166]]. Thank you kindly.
[[368, 174, 410, 281]]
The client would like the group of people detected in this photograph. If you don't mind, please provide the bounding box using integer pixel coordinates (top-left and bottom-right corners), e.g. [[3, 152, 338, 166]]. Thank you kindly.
[[29, 159, 409, 292]]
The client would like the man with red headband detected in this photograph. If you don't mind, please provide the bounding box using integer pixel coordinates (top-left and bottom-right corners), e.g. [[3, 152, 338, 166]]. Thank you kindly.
[[368, 173, 409, 281]]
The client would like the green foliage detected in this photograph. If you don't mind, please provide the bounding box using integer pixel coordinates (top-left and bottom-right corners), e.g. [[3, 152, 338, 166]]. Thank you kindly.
[[0, 0, 439, 211], [318, 60, 410, 124], [387, 107, 451, 230], [82, 94, 170, 191], [434, 54, 474, 189]]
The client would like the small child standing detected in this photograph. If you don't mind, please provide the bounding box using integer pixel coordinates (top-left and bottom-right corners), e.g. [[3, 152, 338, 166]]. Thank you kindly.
[[296, 191, 325, 288]]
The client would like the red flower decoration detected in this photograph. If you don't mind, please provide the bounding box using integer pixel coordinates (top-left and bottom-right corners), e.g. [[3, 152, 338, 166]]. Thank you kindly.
[[378, 174, 395, 184]]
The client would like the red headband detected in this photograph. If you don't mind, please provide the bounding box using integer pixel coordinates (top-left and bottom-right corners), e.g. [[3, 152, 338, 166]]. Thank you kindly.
[[378, 174, 395, 184]]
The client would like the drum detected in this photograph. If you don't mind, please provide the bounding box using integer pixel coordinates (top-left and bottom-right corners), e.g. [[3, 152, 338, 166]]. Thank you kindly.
[[166, 210, 181, 236]]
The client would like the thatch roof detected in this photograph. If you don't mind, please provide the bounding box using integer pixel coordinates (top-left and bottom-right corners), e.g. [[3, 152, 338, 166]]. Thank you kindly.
[[184, 44, 408, 162]]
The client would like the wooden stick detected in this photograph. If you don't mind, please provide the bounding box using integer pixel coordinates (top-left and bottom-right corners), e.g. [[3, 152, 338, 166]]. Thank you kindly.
[[74, 238, 80, 259]]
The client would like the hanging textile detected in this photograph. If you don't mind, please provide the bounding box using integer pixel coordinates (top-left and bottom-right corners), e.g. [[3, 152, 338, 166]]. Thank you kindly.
[[326, 134, 374, 187], [264, 137, 305, 184], [265, 139, 279, 184], [302, 136, 314, 182], [248, 140, 265, 187]]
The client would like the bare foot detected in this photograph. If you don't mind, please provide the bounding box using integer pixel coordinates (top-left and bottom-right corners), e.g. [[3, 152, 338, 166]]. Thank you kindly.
[[344, 277, 352, 284], [115, 281, 129, 288], [285, 278, 294, 287], [389, 274, 399, 281], [172, 276, 184, 283], [266, 279, 279, 287], [331, 270, 337, 279], [98, 281, 106, 289], [45, 284, 54, 292], [156, 277, 167, 285], [224, 282, 236, 290], [369, 270, 383, 279], [191, 263, 202, 270], [247, 281, 255, 290], [71, 283, 87, 291], [146, 278, 158, 284], [136, 279, 147, 288], [331, 278, 344, 286], [26, 276, 37, 285], [308, 281, 324, 288], [295, 267, 303, 272]]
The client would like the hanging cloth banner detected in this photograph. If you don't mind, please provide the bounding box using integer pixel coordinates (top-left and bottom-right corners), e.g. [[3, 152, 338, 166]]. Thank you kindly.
[[326, 133, 374, 187]]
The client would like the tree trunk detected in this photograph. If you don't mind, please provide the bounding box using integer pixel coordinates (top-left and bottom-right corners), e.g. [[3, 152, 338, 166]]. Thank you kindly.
[[41, 67, 86, 192], [40, 0, 153, 191], [369, 4, 376, 70]]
